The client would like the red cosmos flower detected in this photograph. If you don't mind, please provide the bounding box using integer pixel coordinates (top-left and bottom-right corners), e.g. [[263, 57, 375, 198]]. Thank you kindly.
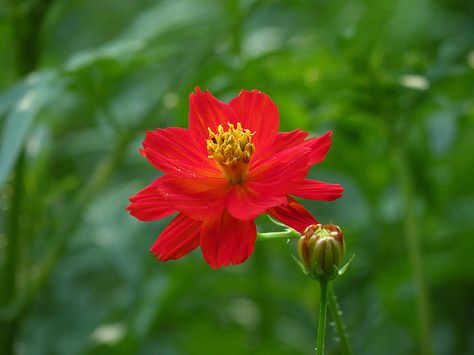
[[127, 88, 343, 268]]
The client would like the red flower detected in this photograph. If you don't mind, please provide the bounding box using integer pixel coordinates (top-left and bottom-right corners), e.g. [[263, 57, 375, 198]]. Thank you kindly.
[[127, 88, 343, 268]]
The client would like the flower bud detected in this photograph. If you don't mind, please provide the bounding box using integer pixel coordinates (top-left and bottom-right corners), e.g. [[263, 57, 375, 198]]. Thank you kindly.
[[298, 224, 344, 281]]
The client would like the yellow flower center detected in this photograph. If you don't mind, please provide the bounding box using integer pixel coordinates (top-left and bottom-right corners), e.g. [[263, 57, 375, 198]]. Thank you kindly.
[[206, 122, 255, 184]]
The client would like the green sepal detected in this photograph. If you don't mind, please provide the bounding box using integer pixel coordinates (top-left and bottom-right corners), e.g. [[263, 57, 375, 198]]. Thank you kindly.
[[337, 254, 355, 276], [291, 254, 309, 276], [267, 215, 291, 229]]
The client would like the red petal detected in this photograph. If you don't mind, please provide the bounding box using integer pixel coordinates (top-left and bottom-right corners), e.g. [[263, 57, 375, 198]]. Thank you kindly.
[[274, 129, 309, 148], [150, 213, 202, 261], [290, 179, 344, 201], [303, 130, 333, 165], [229, 90, 279, 161], [127, 179, 176, 221], [159, 174, 231, 221], [267, 197, 317, 233], [227, 184, 286, 220], [188, 88, 238, 153], [248, 146, 310, 196], [253, 129, 309, 165], [141, 127, 219, 178], [200, 211, 256, 268]]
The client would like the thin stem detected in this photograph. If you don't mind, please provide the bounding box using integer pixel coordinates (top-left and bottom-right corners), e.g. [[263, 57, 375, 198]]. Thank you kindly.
[[316, 281, 328, 355], [0, 153, 24, 355], [9, 0, 55, 76], [328, 284, 353, 355], [391, 143, 433, 355], [0, 0, 55, 350], [256, 229, 301, 241]]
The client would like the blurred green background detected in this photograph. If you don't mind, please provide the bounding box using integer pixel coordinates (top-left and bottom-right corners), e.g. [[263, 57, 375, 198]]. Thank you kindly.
[[1, 0, 473, 354]]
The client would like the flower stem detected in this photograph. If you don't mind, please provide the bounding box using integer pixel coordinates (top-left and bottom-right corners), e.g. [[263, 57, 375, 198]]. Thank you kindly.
[[316, 281, 328, 355], [328, 284, 353, 355], [391, 143, 433, 355], [256, 229, 301, 241], [0, 152, 24, 355]]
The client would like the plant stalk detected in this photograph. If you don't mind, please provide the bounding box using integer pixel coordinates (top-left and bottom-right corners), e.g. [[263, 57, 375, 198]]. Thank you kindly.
[[316, 281, 328, 355], [328, 284, 353, 355], [0, 153, 24, 355], [256, 229, 301, 241], [391, 144, 433, 355]]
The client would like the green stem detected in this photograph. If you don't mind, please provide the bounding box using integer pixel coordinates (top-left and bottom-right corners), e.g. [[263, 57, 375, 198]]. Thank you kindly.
[[256, 229, 300, 241], [0, 153, 24, 355], [316, 281, 328, 355], [391, 143, 433, 355], [0, 0, 55, 351], [9, 0, 55, 76], [328, 284, 353, 355]]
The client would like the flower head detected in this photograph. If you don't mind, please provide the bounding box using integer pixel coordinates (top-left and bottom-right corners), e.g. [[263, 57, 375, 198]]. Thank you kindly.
[[127, 88, 343, 268]]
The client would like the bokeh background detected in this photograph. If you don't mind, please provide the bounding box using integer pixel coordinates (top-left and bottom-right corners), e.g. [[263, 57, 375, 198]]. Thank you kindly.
[[1, 0, 473, 354]]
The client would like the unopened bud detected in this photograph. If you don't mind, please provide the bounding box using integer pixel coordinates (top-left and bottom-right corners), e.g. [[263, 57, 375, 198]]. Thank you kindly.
[[298, 224, 344, 281]]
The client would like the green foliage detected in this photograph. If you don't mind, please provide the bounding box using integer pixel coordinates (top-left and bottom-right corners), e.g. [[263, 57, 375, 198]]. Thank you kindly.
[[1, 0, 473, 354]]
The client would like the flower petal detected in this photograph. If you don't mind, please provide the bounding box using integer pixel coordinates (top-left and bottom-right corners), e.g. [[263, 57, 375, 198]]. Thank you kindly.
[[188, 88, 238, 152], [290, 179, 344, 201], [274, 129, 309, 148], [229, 90, 279, 161], [200, 211, 256, 268], [267, 197, 317, 233], [141, 127, 219, 178], [253, 129, 309, 166], [248, 146, 311, 196], [150, 213, 202, 261], [227, 184, 286, 220], [159, 174, 231, 221], [127, 179, 176, 221], [303, 130, 333, 165]]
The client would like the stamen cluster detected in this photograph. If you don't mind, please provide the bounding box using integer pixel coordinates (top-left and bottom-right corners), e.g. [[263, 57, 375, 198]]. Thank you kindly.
[[207, 123, 255, 166]]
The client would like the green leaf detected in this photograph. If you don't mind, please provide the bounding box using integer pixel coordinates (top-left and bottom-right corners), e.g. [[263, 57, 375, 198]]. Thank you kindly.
[[0, 71, 64, 185]]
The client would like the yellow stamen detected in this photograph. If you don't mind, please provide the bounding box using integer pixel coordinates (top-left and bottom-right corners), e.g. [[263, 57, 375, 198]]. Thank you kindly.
[[207, 122, 255, 184]]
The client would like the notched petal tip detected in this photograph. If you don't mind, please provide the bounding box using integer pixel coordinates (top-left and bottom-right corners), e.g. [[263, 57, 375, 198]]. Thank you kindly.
[[127, 200, 176, 222], [238, 88, 265, 97], [149, 214, 201, 262], [290, 179, 344, 202], [304, 130, 334, 165], [149, 248, 172, 262], [127, 178, 177, 221], [327, 184, 344, 200], [191, 86, 212, 99], [192, 86, 203, 94]]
